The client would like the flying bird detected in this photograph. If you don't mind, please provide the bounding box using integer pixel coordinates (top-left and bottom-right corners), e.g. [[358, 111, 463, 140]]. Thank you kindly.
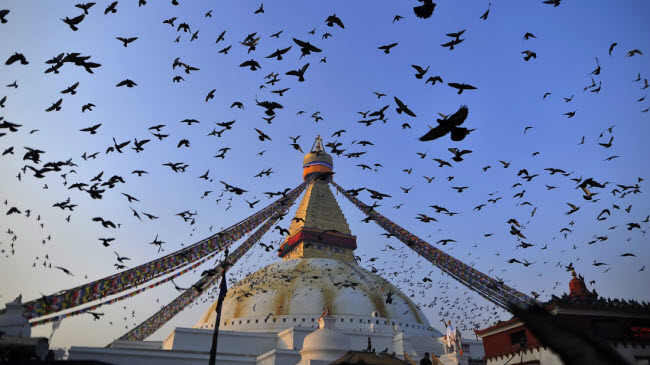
[[378, 43, 398, 54], [62, 14, 85, 31], [413, 0, 436, 19], [394, 97, 417, 117], [325, 14, 344, 28], [286, 63, 310, 82], [419, 105, 470, 142], [116, 79, 137, 87], [5, 53, 29, 65], [116, 37, 138, 47], [447, 82, 477, 94]]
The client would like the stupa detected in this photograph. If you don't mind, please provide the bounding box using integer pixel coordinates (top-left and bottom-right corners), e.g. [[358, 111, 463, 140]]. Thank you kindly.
[[66, 136, 484, 364]]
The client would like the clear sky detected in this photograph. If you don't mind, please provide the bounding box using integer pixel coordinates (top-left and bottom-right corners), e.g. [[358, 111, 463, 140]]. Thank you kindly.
[[1, 0, 649, 350]]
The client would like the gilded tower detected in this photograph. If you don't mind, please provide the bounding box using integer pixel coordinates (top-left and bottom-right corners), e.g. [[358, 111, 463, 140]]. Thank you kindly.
[[277, 136, 358, 262]]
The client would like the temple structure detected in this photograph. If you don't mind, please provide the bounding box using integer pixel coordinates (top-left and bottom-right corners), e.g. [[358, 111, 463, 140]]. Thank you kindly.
[[476, 271, 650, 365], [57, 136, 485, 364]]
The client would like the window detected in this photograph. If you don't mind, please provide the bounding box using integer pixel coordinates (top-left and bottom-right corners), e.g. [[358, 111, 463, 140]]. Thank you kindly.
[[376, 320, 379, 324], [283, 318, 287, 323], [247, 320, 250, 324], [302, 318, 305, 322], [350, 319, 353, 323], [510, 330, 527, 346], [293, 318, 296, 322], [239, 321, 242, 324], [312, 318, 315, 322], [273, 319, 277, 323], [255, 319, 259, 323]]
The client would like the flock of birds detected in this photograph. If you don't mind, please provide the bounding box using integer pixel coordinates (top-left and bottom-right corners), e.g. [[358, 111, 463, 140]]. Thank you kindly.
[[0, 0, 648, 348]]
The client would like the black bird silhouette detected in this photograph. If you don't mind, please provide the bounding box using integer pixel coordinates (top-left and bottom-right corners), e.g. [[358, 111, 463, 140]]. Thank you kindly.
[[254, 128, 272, 141], [265, 46, 292, 61], [98, 238, 114, 247], [217, 120, 235, 129], [0, 9, 9, 23], [448, 147, 472, 162], [378, 43, 398, 54], [480, 3, 491, 20], [441, 37, 464, 50], [256, 100, 283, 116], [5, 53, 29, 65], [411, 65, 429, 79], [62, 14, 85, 31], [413, 0, 436, 19], [447, 82, 477, 94], [286, 63, 310, 82], [394, 97, 417, 117], [114, 251, 130, 263], [522, 50, 537, 61], [93, 217, 117, 228], [293, 38, 322, 58], [116, 37, 138, 47], [259, 243, 274, 252], [163, 17, 176, 27], [523, 32, 536, 40], [6, 207, 21, 215], [325, 14, 344, 28], [254, 3, 264, 14], [205, 89, 216, 102], [55, 266, 74, 276], [104, 1, 118, 14], [79, 123, 101, 134], [425, 75, 443, 85], [75, 3, 96, 14], [543, 0, 561, 7], [419, 105, 470, 141], [116, 79, 137, 87], [61, 82, 79, 95], [275, 226, 290, 236], [609, 42, 617, 56], [239, 59, 261, 71], [45, 98, 63, 112]]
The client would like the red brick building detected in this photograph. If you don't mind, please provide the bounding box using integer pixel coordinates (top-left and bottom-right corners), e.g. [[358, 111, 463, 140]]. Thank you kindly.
[[475, 271, 650, 365]]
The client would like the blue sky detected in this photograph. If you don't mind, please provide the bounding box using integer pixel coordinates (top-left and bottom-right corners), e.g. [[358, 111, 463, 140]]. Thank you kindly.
[[1, 0, 649, 348]]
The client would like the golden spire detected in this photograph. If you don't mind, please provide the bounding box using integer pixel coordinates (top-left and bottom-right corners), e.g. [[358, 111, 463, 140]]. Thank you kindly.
[[279, 136, 357, 262]]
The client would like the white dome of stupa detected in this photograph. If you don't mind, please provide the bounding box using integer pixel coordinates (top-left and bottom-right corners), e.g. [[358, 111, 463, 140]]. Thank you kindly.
[[194, 258, 439, 337], [299, 311, 351, 364]]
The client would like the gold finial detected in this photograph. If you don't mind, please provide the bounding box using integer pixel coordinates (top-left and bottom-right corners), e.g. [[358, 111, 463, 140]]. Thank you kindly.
[[571, 269, 577, 278]]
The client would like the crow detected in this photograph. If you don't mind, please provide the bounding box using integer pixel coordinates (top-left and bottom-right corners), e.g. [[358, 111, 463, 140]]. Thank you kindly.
[[419, 105, 470, 142]]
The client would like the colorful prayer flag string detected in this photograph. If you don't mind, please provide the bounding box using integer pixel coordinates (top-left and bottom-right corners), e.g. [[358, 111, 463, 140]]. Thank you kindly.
[[23, 182, 307, 320], [330, 181, 535, 310]]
